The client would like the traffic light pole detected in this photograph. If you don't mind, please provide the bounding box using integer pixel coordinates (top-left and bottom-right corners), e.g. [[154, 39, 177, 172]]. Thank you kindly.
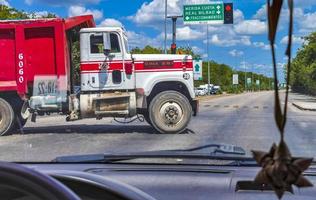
[[164, 0, 167, 54], [172, 17, 177, 54], [167, 15, 182, 54]]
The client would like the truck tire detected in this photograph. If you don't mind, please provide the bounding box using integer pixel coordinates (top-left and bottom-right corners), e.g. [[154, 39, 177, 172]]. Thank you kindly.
[[12, 100, 27, 131], [0, 98, 15, 136], [149, 91, 192, 134], [12, 100, 29, 131]]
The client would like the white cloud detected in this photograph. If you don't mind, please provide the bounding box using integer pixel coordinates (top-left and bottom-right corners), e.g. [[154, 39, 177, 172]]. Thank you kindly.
[[229, 49, 244, 57], [158, 26, 204, 41], [0, 0, 10, 6], [208, 34, 251, 47], [234, 20, 267, 35], [293, 0, 316, 8], [253, 4, 266, 20], [175, 27, 204, 40], [99, 18, 123, 27], [192, 46, 204, 55], [253, 4, 316, 34], [253, 42, 271, 50], [128, 0, 211, 27], [234, 9, 245, 23], [280, 35, 305, 45], [126, 31, 161, 49], [68, 5, 103, 20], [25, 0, 100, 6], [175, 26, 204, 40], [25, 0, 33, 5], [299, 12, 316, 31], [202, 53, 208, 59], [128, 0, 178, 26]]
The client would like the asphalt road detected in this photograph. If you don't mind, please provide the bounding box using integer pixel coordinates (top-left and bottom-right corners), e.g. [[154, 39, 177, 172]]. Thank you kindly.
[[1, 91, 316, 161]]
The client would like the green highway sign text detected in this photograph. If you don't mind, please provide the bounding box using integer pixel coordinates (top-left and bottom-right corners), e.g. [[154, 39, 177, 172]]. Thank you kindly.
[[184, 3, 224, 25]]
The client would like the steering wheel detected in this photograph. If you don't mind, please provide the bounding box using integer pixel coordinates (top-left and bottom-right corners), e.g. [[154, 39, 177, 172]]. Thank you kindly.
[[0, 161, 80, 200]]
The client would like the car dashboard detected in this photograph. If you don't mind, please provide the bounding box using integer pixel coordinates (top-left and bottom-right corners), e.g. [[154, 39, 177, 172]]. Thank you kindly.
[[4, 162, 315, 200]]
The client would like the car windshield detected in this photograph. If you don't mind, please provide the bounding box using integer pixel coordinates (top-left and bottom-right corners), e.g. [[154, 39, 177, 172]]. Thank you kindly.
[[0, 0, 315, 164]]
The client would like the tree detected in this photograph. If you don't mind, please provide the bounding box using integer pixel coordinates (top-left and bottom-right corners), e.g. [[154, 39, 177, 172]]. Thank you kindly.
[[0, 5, 29, 19], [0, 5, 56, 19], [130, 45, 201, 58], [130, 45, 162, 54], [290, 32, 316, 95]]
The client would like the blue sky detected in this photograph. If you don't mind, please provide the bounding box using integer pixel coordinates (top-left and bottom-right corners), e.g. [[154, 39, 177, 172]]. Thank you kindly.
[[2, 0, 316, 80]]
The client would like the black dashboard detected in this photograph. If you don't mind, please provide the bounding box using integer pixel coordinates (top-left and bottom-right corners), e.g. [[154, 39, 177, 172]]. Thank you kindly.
[[7, 162, 315, 200]]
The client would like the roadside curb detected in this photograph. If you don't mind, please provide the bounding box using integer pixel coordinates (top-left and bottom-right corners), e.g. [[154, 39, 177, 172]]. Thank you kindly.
[[292, 102, 316, 111]]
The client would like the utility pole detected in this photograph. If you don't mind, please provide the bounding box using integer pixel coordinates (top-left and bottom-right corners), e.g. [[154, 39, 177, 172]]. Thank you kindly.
[[251, 65, 254, 92], [164, 0, 167, 54], [243, 60, 246, 92], [207, 24, 210, 95]]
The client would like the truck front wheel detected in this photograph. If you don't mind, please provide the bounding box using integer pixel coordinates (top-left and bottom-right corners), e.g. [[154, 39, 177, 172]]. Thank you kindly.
[[149, 91, 192, 134], [0, 98, 15, 136]]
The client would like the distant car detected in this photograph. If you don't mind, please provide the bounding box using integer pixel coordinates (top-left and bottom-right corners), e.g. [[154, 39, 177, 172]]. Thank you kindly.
[[210, 86, 221, 95], [195, 87, 207, 96]]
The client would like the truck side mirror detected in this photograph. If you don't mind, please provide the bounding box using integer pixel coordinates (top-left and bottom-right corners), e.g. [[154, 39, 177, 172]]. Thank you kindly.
[[103, 33, 111, 56]]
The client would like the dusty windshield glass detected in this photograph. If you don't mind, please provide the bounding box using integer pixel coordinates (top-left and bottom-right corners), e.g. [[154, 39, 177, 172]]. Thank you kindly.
[[0, 0, 315, 162]]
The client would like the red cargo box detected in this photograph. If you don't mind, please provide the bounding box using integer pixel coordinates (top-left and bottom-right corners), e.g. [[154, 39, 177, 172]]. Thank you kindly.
[[0, 15, 95, 98]]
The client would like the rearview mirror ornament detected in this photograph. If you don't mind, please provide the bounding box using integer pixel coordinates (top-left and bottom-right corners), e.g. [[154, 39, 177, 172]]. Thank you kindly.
[[252, 141, 313, 199]]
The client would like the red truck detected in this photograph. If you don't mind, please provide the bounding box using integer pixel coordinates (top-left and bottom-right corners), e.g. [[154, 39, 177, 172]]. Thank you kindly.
[[0, 15, 198, 136]]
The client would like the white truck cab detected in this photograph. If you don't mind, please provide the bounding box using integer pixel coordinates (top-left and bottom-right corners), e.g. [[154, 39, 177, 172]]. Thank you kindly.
[[73, 27, 198, 134]]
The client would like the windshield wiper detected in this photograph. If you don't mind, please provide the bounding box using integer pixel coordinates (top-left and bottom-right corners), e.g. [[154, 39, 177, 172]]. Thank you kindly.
[[53, 143, 250, 163], [170, 143, 246, 155]]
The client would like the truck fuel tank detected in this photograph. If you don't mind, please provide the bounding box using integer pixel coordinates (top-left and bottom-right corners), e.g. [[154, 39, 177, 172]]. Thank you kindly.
[[80, 92, 136, 118]]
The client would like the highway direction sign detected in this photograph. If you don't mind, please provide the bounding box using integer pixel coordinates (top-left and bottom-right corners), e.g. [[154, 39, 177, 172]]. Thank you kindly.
[[184, 3, 224, 25]]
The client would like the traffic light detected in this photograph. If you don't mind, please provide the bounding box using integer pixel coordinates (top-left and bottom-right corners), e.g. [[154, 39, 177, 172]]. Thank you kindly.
[[224, 3, 233, 24], [171, 43, 177, 54]]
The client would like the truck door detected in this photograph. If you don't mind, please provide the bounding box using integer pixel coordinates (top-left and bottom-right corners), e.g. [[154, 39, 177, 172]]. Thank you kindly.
[[81, 31, 134, 91]]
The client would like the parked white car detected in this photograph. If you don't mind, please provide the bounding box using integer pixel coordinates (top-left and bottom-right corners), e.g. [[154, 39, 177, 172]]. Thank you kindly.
[[195, 87, 207, 96]]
